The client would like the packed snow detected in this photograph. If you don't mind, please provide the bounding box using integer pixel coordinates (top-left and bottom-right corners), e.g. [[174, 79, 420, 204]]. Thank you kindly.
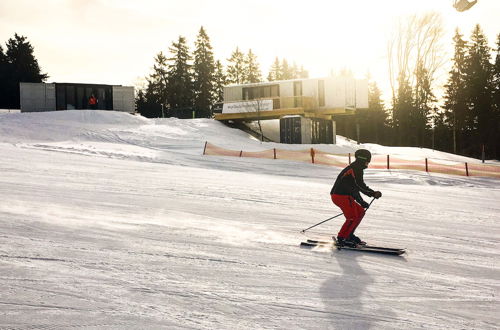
[[0, 110, 498, 329]]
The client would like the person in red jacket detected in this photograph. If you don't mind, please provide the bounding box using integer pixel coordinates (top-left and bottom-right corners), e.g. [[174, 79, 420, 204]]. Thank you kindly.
[[330, 149, 382, 247], [88, 94, 98, 109]]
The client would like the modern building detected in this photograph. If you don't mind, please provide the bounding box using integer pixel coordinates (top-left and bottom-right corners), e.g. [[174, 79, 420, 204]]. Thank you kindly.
[[216, 76, 368, 144], [19, 82, 135, 113]]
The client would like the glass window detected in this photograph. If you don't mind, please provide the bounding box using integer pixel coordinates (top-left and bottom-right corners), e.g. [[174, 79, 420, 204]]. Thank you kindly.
[[97, 88, 105, 110], [263, 86, 271, 98], [294, 82, 302, 107], [271, 85, 279, 97], [66, 86, 75, 109], [105, 88, 112, 110], [243, 85, 279, 101], [76, 87, 85, 109], [56, 85, 66, 110]]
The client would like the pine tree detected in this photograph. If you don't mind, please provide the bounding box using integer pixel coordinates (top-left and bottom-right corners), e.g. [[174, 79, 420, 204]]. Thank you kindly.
[[464, 24, 492, 156], [414, 60, 436, 146], [166, 36, 194, 116], [267, 57, 281, 81], [430, 109, 452, 152], [349, 81, 388, 144], [5, 34, 48, 83], [493, 34, 500, 110], [369, 81, 385, 112], [0, 45, 10, 109], [281, 59, 293, 80], [244, 49, 262, 83], [226, 47, 245, 84], [367, 81, 388, 144], [213, 60, 226, 103], [1, 34, 48, 108], [0, 45, 6, 65], [148, 51, 169, 106], [492, 34, 500, 158], [443, 29, 468, 154], [193, 26, 215, 118], [393, 75, 414, 146], [290, 62, 299, 79], [136, 89, 146, 112], [136, 88, 161, 118], [267, 58, 308, 81], [493, 34, 500, 106], [298, 65, 309, 78], [138, 51, 168, 118]]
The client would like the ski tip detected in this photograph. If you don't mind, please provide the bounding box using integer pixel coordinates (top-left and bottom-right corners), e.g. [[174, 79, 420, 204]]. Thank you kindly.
[[306, 239, 333, 244], [300, 242, 316, 248]]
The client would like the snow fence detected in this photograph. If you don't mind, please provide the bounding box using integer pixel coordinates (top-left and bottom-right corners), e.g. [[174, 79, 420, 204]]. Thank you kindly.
[[203, 142, 500, 178]]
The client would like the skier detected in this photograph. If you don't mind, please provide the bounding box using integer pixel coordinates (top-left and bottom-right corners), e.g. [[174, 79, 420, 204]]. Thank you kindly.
[[330, 149, 382, 247]]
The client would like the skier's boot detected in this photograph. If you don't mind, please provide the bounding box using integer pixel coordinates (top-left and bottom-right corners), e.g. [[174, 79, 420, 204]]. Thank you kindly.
[[336, 236, 357, 248], [350, 234, 367, 246]]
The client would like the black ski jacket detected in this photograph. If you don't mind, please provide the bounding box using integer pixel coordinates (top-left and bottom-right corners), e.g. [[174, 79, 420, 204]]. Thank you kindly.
[[330, 160, 374, 204]]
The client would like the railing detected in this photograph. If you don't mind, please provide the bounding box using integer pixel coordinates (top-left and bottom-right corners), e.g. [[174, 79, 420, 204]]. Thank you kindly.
[[202, 142, 500, 179]]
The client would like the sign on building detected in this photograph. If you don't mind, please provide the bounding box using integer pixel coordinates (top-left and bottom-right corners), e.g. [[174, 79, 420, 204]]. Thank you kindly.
[[222, 99, 273, 114]]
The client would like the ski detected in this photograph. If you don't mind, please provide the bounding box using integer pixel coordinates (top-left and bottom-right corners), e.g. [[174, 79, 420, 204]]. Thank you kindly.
[[300, 239, 406, 256], [306, 239, 404, 252], [339, 245, 406, 256]]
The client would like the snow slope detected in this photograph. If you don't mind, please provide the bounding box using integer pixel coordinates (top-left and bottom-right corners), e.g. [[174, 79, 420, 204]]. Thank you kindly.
[[0, 111, 499, 329]]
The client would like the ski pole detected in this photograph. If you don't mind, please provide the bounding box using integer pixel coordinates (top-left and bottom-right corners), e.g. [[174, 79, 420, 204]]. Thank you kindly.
[[300, 197, 376, 233], [300, 213, 344, 233], [365, 197, 376, 210]]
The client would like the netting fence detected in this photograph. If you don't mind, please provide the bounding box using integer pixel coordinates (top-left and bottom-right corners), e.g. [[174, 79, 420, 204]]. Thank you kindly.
[[203, 142, 500, 178]]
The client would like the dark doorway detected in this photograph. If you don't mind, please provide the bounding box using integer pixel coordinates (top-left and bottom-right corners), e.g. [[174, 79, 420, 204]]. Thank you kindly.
[[55, 83, 113, 110]]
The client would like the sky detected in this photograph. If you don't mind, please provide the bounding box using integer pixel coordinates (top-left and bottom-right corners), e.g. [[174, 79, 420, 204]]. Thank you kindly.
[[1, 0, 499, 103]]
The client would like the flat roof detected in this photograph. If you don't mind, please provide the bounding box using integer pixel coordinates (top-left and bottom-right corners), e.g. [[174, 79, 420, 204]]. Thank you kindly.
[[225, 76, 362, 88], [20, 82, 130, 87]]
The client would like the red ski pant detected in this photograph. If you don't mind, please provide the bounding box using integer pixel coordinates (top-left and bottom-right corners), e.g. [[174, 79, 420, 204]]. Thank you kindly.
[[331, 194, 365, 239]]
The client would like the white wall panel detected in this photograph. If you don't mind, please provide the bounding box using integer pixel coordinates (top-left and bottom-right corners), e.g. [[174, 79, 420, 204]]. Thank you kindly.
[[20, 83, 56, 112], [355, 79, 369, 109], [112, 86, 135, 113]]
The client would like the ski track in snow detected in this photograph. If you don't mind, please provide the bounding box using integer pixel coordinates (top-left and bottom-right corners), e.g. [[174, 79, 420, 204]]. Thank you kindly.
[[0, 111, 499, 329]]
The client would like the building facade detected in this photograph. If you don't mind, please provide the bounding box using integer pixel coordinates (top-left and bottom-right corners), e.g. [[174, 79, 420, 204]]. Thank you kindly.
[[217, 77, 367, 144], [20, 82, 135, 113]]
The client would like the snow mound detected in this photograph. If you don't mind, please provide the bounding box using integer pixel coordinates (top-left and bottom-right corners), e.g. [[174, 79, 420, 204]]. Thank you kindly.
[[1, 109, 148, 126], [0, 110, 147, 143]]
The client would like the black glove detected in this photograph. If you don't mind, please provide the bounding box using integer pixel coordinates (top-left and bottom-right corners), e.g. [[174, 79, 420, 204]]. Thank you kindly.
[[373, 191, 382, 199], [359, 200, 370, 208]]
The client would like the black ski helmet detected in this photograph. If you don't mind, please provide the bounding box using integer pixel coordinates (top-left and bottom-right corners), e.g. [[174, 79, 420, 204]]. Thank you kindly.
[[355, 149, 372, 162]]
